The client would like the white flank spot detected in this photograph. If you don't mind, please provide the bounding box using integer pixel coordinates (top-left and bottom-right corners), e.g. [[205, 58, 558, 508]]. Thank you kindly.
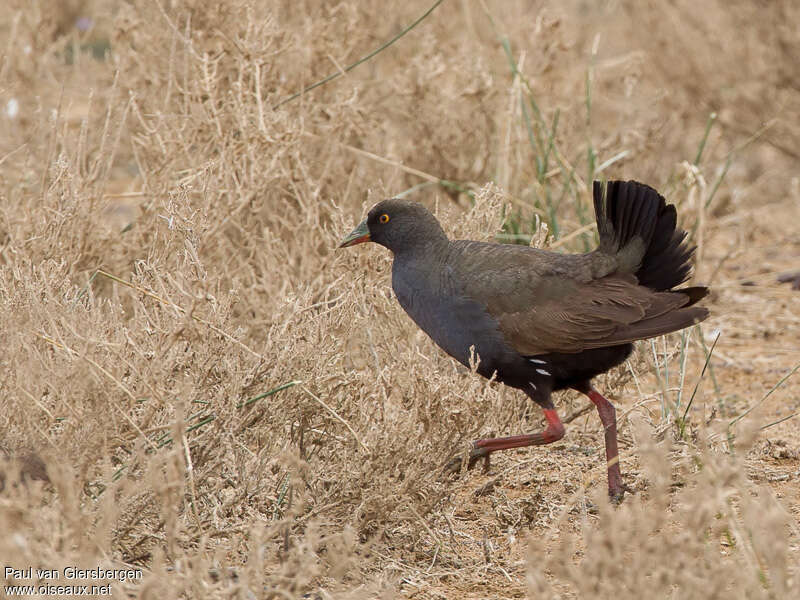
[[528, 358, 547, 364], [536, 369, 551, 376], [6, 98, 19, 119], [529, 383, 537, 391]]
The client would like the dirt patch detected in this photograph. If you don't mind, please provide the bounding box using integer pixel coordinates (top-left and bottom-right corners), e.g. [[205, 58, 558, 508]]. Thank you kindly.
[[1, 1, 798, 598]]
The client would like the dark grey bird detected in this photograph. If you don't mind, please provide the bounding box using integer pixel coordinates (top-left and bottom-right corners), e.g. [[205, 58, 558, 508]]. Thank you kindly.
[[339, 180, 709, 500]]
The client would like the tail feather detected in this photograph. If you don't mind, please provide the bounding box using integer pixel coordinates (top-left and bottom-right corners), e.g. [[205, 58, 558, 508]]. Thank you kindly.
[[676, 285, 709, 306], [593, 180, 696, 291], [599, 305, 710, 347]]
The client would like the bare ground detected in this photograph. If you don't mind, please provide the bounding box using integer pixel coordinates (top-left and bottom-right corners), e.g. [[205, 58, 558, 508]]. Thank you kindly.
[[1, 1, 798, 598]]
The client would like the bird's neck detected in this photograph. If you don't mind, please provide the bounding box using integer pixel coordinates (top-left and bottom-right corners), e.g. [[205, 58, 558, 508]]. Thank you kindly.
[[392, 234, 450, 263]]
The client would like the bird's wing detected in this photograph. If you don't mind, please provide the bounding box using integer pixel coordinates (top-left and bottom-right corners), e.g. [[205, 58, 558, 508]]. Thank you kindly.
[[447, 241, 699, 355], [492, 276, 699, 355]]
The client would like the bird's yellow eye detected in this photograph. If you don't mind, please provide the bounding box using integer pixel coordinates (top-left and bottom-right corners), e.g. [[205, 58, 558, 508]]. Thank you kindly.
[[379, 213, 390, 224]]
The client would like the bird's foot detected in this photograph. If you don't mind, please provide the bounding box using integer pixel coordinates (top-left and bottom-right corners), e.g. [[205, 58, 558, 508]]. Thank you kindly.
[[444, 445, 491, 475], [608, 482, 636, 505]]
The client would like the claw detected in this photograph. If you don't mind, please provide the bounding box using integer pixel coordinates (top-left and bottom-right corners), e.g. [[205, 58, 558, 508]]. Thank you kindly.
[[444, 445, 490, 474], [609, 482, 636, 504]]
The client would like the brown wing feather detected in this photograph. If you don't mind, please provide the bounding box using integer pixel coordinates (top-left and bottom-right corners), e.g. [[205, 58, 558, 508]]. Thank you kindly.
[[446, 240, 700, 356], [492, 276, 694, 355]]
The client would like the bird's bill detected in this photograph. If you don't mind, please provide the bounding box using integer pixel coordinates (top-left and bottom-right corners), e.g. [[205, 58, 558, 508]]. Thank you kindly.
[[338, 219, 371, 248]]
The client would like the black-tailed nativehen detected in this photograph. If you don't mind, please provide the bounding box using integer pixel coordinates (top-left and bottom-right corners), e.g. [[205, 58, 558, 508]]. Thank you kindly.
[[339, 180, 709, 500]]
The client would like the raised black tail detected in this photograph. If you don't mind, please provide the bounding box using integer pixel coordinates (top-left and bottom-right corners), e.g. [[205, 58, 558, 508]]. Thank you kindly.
[[594, 180, 698, 292]]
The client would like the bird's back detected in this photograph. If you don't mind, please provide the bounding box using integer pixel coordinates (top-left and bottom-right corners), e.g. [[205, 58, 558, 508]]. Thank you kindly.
[[443, 240, 608, 308]]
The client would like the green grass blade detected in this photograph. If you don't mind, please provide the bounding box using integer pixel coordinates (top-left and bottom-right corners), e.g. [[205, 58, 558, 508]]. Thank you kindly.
[[238, 380, 303, 409], [682, 330, 720, 423], [760, 412, 799, 431], [273, 0, 445, 109], [730, 362, 800, 428], [694, 112, 717, 166]]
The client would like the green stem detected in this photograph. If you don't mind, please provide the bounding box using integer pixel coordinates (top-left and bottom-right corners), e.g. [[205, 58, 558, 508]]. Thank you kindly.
[[273, 0, 445, 109]]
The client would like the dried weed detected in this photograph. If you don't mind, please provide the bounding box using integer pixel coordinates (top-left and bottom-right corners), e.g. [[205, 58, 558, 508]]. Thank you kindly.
[[1, 0, 798, 598]]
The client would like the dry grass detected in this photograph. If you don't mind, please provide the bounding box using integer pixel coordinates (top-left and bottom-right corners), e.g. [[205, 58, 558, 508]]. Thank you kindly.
[[1, 1, 799, 598]]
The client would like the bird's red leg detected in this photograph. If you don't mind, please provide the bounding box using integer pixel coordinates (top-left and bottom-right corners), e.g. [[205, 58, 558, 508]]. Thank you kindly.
[[475, 409, 565, 450], [584, 387, 625, 501], [446, 408, 565, 473]]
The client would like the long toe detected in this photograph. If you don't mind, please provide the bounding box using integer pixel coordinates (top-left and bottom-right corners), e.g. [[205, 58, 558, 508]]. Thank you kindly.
[[609, 482, 635, 505], [444, 445, 489, 474], [609, 487, 625, 505], [608, 483, 636, 504]]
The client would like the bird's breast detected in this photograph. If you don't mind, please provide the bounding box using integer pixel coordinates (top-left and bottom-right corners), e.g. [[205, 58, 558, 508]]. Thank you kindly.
[[391, 262, 514, 376]]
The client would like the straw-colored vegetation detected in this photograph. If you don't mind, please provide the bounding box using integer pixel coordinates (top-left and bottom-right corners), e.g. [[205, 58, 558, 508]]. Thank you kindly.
[[1, 1, 798, 598]]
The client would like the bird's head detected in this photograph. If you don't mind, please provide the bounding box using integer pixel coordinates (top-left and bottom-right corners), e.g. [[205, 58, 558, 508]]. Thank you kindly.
[[338, 199, 448, 254]]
